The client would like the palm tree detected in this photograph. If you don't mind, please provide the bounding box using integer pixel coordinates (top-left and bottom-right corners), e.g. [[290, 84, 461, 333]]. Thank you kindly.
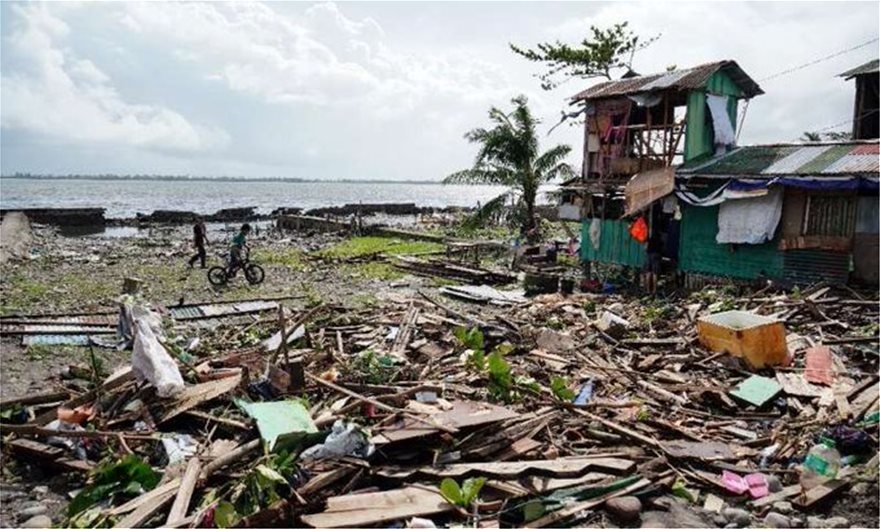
[[444, 95, 574, 236]]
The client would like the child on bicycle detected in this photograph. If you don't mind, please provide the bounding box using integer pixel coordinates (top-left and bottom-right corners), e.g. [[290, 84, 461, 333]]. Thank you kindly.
[[228, 223, 252, 273]]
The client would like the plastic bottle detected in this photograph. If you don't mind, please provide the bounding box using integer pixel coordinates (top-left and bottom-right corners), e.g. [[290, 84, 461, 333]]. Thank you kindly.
[[799, 437, 841, 491]]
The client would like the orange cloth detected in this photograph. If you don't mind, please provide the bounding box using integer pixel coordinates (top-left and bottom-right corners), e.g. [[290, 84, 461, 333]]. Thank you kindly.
[[629, 217, 648, 243]]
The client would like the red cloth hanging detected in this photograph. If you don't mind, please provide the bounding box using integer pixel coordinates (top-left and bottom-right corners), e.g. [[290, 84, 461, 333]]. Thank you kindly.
[[629, 216, 648, 243]]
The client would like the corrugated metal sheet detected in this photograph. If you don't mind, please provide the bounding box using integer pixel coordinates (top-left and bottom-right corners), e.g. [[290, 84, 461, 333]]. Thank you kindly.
[[678, 204, 783, 279], [804, 196, 857, 237], [783, 250, 850, 284], [22, 335, 91, 346], [170, 306, 204, 319], [580, 219, 646, 267], [572, 60, 763, 101], [822, 154, 880, 174], [840, 59, 879, 79], [679, 141, 880, 177], [763, 146, 832, 174]]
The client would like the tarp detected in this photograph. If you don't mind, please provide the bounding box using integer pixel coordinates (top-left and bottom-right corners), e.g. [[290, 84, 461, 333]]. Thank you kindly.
[[716, 187, 783, 244], [625, 167, 675, 216]]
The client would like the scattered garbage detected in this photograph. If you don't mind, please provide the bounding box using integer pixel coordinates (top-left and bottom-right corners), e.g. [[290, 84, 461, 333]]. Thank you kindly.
[[0, 276, 877, 528], [299, 420, 374, 461], [131, 317, 184, 398]]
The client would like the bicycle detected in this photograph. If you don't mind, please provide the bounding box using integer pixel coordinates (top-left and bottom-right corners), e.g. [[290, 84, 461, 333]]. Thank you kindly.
[[207, 245, 265, 286]]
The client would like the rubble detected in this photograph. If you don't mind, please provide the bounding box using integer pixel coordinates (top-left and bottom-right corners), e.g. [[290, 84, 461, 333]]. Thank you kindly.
[[1, 238, 878, 528]]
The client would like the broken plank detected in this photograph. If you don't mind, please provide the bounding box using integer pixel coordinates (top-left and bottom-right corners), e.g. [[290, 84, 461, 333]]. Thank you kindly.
[[530, 477, 652, 528], [166, 457, 201, 525], [112, 482, 177, 528], [8, 438, 93, 473], [752, 484, 801, 508], [300, 486, 455, 528], [376, 456, 634, 480], [794, 479, 849, 508], [572, 409, 659, 447], [158, 374, 241, 423]]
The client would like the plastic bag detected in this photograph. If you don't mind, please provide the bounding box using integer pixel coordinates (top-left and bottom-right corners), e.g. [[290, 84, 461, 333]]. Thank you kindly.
[[300, 420, 374, 461], [131, 318, 184, 398], [629, 216, 648, 243]]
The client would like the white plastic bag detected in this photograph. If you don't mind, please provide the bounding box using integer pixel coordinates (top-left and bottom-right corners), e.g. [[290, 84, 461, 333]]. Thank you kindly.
[[131, 318, 184, 398], [300, 420, 374, 461]]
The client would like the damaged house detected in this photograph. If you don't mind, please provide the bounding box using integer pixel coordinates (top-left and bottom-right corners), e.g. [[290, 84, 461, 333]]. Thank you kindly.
[[562, 59, 880, 286]]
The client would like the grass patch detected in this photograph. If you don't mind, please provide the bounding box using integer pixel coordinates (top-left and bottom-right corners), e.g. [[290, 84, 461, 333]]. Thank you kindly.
[[0, 273, 51, 313], [261, 249, 308, 271], [317, 236, 442, 259], [343, 262, 404, 281]]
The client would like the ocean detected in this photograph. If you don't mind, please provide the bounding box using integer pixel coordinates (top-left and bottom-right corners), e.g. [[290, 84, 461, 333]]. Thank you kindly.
[[0, 178, 514, 219]]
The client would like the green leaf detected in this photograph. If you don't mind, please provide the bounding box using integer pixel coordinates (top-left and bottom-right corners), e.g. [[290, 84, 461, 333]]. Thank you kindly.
[[255, 464, 287, 485], [521, 500, 546, 522], [460, 477, 486, 506], [440, 478, 463, 506], [550, 376, 576, 401], [214, 501, 240, 528]]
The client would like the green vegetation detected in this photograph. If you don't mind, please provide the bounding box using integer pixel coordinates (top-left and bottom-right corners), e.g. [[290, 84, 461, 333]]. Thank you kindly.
[[0, 272, 51, 314], [317, 236, 442, 259], [342, 262, 404, 281], [68, 455, 160, 519], [440, 477, 486, 508], [444, 96, 573, 235], [550, 376, 575, 401], [348, 349, 400, 384], [511, 22, 659, 90], [261, 248, 308, 271]]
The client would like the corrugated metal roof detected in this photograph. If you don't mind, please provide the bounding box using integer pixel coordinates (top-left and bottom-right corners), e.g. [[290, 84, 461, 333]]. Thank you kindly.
[[840, 59, 879, 79], [572, 60, 764, 102], [678, 141, 880, 177]]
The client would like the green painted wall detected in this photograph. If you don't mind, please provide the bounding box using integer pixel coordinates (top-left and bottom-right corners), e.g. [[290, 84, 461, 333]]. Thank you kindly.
[[678, 204, 784, 279], [581, 219, 647, 267], [684, 71, 743, 162]]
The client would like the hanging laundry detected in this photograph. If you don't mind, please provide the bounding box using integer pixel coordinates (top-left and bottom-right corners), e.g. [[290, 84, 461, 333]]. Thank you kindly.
[[716, 187, 783, 244], [589, 218, 602, 250], [629, 216, 649, 243], [706, 94, 736, 154]]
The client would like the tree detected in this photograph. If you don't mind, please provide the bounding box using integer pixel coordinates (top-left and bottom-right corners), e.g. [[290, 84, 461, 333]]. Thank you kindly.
[[511, 22, 659, 90], [801, 130, 852, 142], [445, 96, 574, 235]]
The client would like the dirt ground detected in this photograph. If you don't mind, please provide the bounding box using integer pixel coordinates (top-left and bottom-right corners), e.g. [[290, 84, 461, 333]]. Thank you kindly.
[[1, 223, 877, 528]]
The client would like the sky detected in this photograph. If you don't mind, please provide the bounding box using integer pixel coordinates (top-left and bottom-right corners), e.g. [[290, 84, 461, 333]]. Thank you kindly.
[[1, 1, 878, 181]]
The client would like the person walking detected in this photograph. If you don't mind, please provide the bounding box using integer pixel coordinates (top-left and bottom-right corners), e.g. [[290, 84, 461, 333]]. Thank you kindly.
[[188, 220, 208, 269]]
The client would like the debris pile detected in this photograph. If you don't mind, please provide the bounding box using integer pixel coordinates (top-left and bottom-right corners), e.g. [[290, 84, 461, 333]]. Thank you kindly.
[[0, 283, 877, 528]]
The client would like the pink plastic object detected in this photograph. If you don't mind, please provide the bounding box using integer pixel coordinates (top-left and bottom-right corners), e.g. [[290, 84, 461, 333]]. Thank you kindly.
[[745, 473, 770, 499], [721, 470, 748, 495]]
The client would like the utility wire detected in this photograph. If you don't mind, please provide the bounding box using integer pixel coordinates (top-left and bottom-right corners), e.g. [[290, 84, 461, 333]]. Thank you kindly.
[[789, 108, 880, 141], [758, 37, 879, 82]]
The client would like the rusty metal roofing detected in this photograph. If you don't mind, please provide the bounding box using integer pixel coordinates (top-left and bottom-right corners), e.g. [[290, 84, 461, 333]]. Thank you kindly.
[[678, 141, 880, 177], [840, 59, 879, 79], [572, 60, 764, 102]]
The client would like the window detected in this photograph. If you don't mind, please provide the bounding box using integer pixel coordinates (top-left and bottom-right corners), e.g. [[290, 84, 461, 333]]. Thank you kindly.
[[803, 195, 857, 237]]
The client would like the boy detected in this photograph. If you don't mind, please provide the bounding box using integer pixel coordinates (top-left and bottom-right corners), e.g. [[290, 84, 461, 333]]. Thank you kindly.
[[188, 221, 208, 269], [228, 223, 251, 273]]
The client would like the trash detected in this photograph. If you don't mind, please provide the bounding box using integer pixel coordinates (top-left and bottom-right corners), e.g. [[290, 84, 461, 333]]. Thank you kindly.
[[300, 420, 374, 461], [131, 317, 184, 398], [730, 375, 782, 407], [800, 437, 841, 491], [722, 470, 749, 495], [596, 310, 630, 336], [804, 346, 835, 385], [161, 434, 198, 465], [573, 379, 594, 406], [697, 311, 787, 368], [237, 399, 318, 452]]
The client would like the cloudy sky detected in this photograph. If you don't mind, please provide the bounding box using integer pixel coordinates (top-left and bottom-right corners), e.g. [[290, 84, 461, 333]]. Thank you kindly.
[[1, 1, 877, 180]]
